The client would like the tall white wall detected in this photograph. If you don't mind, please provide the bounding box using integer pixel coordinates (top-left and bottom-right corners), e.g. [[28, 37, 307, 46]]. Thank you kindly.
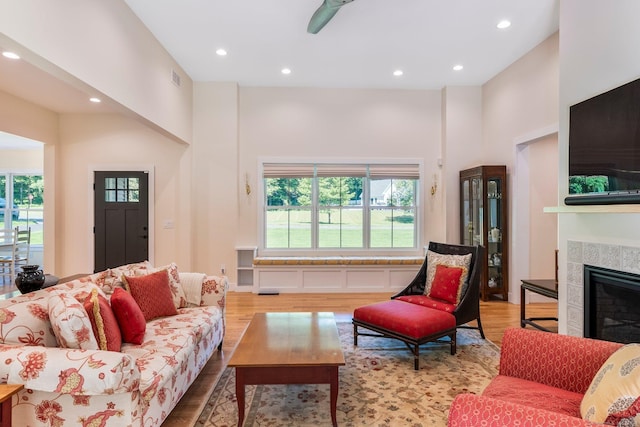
[[192, 82, 239, 276], [441, 87, 483, 244], [482, 32, 559, 301], [557, 0, 640, 333], [236, 87, 443, 256], [56, 113, 191, 276]]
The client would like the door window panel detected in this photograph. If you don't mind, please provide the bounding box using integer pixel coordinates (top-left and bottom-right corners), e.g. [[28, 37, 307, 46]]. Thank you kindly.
[[105, 177, 140, 203]]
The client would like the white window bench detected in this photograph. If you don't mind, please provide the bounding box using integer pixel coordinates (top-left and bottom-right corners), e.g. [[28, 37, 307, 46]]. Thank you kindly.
[[247, 256, 425, 294]]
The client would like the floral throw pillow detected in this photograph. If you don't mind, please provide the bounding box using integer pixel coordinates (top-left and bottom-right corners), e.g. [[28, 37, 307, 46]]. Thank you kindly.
[[581, 343, 640, 425], [48, 289, 98, 350]]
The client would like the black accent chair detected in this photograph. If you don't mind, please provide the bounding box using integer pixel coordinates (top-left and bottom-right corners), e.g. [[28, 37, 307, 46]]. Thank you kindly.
[[353, 242, 485, 369], [392, 241, 485, 337]]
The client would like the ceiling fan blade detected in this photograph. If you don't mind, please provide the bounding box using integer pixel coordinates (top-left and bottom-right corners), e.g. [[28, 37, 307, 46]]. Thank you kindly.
[[307, 0, 354, 34]]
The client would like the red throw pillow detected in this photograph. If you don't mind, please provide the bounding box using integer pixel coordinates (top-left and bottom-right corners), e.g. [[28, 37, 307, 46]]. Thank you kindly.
[[123, 269, 178, 321], [84, 288, 122, 352], [110, 287, 146, 344], [428, 264, 465, 305]]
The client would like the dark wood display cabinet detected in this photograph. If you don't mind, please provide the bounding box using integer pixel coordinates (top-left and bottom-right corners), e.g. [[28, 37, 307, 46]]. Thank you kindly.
[[459, 165, 508, 301]]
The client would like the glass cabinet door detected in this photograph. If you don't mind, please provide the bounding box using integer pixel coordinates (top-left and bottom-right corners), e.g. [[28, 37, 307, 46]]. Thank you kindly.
[[471, 178, 483, 246], [461, 177, 483, 247], [461, 180, 471, 245], [486, 177, 503, 291]]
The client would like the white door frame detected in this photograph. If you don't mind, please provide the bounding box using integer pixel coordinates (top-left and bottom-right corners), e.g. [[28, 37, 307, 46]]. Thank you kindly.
[[511, 123, 558, 303]]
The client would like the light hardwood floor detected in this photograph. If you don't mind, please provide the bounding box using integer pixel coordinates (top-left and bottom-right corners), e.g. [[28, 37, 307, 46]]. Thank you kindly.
[[161, 291, 558, 426]]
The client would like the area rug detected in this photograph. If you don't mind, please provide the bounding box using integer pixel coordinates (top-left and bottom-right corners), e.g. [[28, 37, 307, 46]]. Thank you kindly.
[[196, 322, 499, 427]]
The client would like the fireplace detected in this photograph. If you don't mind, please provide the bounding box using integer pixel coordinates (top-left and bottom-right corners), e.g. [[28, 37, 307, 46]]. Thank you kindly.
[[584, 265, 640, 343]]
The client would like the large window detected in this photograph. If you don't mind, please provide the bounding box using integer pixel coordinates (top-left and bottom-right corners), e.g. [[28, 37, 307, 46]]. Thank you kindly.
[[263, 162, 420, 252]]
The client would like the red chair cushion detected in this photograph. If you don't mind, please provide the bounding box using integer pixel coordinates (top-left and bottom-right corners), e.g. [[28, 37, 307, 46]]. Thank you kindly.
[[353, 300, 455, 339], [395, 295, 456, 313], [483, 375, 584, 418]]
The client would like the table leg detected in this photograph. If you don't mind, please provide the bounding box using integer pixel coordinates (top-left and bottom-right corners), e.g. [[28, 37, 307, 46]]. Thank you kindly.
[[330, 366, 338, 427], [520, 285, 526, 327], [0, 397, 11, 427], [235, 368, 245, 427]]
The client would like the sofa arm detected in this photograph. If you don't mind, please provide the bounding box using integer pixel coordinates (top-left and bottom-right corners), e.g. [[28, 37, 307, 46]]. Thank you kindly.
[[0, 344, 139, 395], [498, 327, 622, 394], [179, 273, 228, 309], [448, 394, 598, 427], [199, 275, 228, 310]]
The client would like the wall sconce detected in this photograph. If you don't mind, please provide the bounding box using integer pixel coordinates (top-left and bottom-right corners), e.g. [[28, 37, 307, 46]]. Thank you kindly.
[[430, 173, 438, 196], [245, 173, 251, 196]]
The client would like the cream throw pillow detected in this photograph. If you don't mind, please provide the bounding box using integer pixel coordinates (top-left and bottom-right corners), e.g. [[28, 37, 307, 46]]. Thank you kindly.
[[580, 343, 640, 425], [423, 250, 472, 298]]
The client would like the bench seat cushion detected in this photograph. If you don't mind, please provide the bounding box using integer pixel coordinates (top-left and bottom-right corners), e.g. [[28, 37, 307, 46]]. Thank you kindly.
[[353, 300, 455, 339]]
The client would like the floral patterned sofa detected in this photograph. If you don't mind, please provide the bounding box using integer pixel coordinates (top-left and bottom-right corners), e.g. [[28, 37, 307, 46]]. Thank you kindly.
[[0, 262, 227, 427], [447, 327, 636, 426]]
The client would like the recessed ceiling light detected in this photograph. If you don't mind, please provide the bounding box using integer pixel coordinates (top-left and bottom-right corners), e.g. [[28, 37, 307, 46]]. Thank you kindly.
[[393, 70, 404, 77], [89, 97, 101, 103], [2, 51, 20, 60], [281, 68, 292, 75], [215, 48, 227, 56], [497, 20, 511, 29], [453, 65, 464, 71]]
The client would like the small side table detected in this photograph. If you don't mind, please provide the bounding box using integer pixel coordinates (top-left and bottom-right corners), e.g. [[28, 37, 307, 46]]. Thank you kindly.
[[520, 279, 558, 332], [0, 384, 23, 427]]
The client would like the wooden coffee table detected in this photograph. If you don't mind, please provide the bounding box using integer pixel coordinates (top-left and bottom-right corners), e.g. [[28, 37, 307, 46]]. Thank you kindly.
[[228, 312, 345, 427]]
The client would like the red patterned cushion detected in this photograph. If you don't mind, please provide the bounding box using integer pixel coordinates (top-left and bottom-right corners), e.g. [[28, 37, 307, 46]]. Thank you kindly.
[[394, 295, 455, 313], [83, 288, 121, 352], [110, 287, 146, 344], [428, 264, 464, 304], [483, 375, 584, 418], [353, 300, 455, 339], [137, 263, 187, 309], [449, 394, 591, 427], [123, 269, 178, 321]]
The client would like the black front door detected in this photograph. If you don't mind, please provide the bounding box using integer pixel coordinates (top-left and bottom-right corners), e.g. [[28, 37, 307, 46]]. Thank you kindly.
[[94, 171, 149, 272]]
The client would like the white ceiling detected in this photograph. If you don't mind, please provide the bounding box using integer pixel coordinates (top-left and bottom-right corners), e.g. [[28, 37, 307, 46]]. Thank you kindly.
[[0, 0, 559, 146], [125, 0, 559, 89]]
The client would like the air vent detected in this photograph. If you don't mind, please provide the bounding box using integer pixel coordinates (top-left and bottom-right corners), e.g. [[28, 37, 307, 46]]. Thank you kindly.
[[171, 69, 181, 87]]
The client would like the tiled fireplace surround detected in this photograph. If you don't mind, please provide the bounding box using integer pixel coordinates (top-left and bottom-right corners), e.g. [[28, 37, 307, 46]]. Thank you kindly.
[[566, 240, 640, 337]]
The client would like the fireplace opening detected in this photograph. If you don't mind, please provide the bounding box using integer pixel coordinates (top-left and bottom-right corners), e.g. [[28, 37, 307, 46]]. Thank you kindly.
[[584, 265, 640, 343]]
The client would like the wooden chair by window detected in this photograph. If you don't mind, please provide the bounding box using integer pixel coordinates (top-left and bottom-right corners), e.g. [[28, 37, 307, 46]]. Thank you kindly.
[[0, 229, 17, 285], [0, 227, 31, 285], [14, 226, 31, 269]]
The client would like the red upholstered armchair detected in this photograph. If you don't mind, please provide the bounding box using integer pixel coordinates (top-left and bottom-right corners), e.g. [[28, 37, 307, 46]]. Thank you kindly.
[[448, 327, 623, 427]]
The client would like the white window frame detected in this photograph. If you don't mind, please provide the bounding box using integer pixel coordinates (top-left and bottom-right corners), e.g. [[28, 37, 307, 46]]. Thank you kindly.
[[258, 157, 424, 257]]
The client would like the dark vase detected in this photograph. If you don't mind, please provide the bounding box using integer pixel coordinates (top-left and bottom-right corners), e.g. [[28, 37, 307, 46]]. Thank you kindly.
[[15, 265, 46, 294]]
